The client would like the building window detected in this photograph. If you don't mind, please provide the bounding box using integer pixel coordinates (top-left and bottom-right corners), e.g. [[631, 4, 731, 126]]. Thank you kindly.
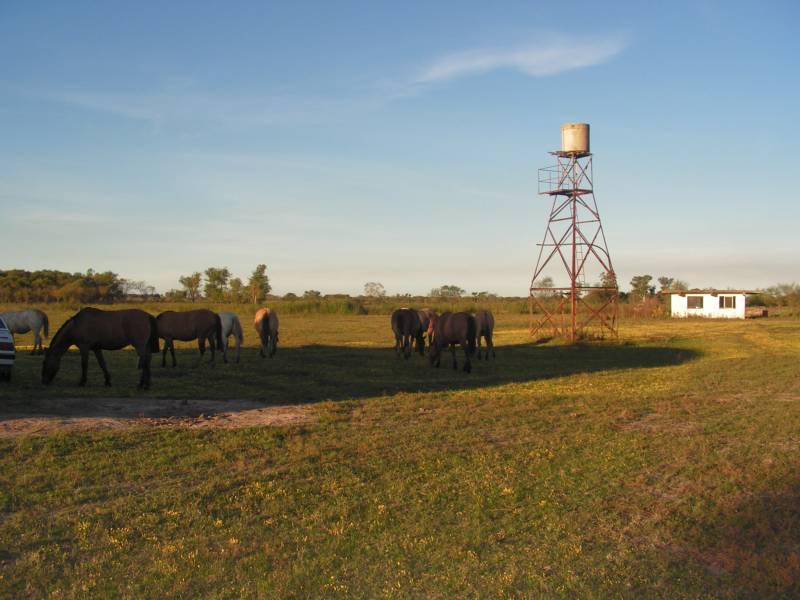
[[687, 296, 704, 309], [719, 296, 736, 309]]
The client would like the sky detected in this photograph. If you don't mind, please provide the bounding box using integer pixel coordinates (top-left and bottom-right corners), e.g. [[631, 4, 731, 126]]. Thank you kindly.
[[1, 1, 798, 296]]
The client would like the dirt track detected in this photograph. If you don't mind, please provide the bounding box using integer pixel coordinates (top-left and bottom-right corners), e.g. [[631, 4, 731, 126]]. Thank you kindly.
[[0, 397, 315, 438]]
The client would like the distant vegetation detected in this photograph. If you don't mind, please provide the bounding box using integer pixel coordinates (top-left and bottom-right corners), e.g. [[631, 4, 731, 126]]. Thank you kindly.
[[2, 269, 799, 316]]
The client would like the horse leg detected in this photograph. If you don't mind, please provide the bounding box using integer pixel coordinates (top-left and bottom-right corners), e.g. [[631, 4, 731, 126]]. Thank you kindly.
[[31, 329, 40, 355], [162, 339, 169, 367], [137, 347, 151, 390], [78, 347, 89, 386], [169, 340, 177, 367], [93, 348, 112, 386], [476, 334, 483, 360], [208, 334, 216, 366], [235, 335, 241, 364], [462, 339, 472, 373], [488, 333, 495, 359], [450, 343, 458, 369], [270, 332, 277, 357]]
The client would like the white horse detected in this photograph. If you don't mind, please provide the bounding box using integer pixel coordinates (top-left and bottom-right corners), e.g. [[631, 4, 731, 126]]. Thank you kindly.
[[218, 312, 244, 363], [0, 309, 49, 354]]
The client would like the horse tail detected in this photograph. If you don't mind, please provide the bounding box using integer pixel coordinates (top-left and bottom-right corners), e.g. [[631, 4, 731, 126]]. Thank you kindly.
[[42, 311, 49, 338], [148, 315, 160, 352], [215, 314, 224, 352]]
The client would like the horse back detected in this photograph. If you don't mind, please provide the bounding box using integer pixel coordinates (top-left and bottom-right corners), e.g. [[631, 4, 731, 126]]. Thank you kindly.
[[72, 308, 154, 350], [157, 309, 217, 340]]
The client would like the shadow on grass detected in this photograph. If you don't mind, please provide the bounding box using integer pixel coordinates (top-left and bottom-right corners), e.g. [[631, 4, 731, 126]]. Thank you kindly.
[[0, 342, 699, 421]]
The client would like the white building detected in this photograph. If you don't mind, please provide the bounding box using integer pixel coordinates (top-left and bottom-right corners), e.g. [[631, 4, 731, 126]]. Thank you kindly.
[[666, 290, 750, 319]]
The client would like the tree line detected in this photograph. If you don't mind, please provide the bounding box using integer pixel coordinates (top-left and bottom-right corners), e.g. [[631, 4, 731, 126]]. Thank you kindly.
[[2, 268, 798, 307], [169, 265, 271, 303]]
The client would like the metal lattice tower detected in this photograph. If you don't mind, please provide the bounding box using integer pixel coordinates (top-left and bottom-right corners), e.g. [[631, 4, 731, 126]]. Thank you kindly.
[[529, 123, 618, 342]]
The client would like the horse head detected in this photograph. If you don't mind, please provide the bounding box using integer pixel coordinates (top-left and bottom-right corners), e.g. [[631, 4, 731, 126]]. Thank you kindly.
[[41, 347, 61, 385]]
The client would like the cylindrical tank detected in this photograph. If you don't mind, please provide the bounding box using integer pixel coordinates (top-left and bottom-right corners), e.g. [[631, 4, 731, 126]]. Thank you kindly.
[[560, 123, 590, 153]]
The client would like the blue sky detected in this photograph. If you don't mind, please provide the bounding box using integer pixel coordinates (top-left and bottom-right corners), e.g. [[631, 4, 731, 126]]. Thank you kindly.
[[1, 1, 798, 295]]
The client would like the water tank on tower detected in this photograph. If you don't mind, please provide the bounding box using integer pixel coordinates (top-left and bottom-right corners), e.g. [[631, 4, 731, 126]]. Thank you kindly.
[[560, 123, 590, 154]]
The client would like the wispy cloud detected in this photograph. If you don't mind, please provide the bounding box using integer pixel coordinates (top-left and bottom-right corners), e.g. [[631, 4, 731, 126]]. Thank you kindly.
[[415, 34, 627, 85]]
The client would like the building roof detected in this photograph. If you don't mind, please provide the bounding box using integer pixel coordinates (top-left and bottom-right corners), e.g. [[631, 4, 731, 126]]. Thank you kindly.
[[660, 289, 756, 295]]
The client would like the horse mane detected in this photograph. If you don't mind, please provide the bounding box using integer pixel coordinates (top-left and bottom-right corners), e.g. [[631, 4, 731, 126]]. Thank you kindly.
[[48, 313, 77, 351]]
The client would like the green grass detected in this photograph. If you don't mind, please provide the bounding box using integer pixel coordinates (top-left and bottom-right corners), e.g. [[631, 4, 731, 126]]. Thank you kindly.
[[1, 307, 800, 597]]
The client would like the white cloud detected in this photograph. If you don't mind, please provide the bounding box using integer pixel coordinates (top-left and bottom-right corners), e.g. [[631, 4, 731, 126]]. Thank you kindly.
[[416, 35, 627, 84]]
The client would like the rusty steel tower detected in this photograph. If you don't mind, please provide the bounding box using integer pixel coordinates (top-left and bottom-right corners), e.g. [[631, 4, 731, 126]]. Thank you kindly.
[[529, 123, 618, 342]]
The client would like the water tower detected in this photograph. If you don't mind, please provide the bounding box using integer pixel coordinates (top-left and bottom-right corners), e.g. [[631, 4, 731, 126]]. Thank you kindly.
[[528, 123, 618, 342]]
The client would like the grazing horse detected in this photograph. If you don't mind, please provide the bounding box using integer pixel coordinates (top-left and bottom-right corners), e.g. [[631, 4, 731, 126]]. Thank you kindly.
[[473, 309, 496, 360], [416, 309, 436, 350], [0, 309, 49, 354], [428, 311, 476, 373], [219, 312, 244, 364], [156, 309, 223, 367], [41, 307, 158, 389], [254, 308, 279, 358], [391, 308, 424, 359]]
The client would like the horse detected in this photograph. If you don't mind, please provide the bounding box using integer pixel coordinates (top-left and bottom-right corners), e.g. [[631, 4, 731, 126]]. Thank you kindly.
[[156, 309, 223, 367], [0, 309, 49, 354], [254, 308, 279, 358], [416, 309, 437, 350], [41, 307, 159, 389], [219, 312, 244, 364], [473, 309, 496, 360], [391, 308, 424, 359], [427, 311, 476, 373]]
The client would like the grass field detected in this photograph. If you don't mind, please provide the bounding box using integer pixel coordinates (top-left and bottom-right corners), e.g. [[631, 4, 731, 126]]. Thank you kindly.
[[1, 306, 799, 597]]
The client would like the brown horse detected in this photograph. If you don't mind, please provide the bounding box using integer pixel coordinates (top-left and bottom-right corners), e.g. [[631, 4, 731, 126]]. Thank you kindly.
[[156, 309, 223, 367], [391, 308, 424, 358], [428, 311, 476, 373], [473, 309, 496, 359], [254, 308, 279, 358], [42, 307, 159, 389]]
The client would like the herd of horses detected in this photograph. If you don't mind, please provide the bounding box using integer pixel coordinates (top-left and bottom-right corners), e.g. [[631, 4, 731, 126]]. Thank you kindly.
[[391, 308, 495, 374], [0, 307, 279, 390], [0, 305, 494, 389]]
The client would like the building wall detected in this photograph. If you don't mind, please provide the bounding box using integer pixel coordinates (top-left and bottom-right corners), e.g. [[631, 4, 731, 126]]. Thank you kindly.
[[670, 294, 746, 319]]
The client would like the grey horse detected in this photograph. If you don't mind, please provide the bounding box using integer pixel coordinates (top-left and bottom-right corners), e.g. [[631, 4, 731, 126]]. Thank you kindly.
[[0, 309, 49, 354], [219, 312, 244, 363]]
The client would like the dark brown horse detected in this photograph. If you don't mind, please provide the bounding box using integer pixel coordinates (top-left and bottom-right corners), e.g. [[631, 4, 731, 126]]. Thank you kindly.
[[428, 311, 476, 373], [156, 309, 223, 367], [473, 309, 496, 359], [41, 308, 159, 389], [391, 308, 424, 359]]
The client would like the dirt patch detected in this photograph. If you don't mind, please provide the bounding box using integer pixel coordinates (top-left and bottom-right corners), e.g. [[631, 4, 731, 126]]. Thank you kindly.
[[0, 397, 315, 438]]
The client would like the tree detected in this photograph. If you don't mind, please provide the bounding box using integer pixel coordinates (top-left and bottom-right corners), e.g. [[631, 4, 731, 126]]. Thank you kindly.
[[630, 274, 654, 301], [204, 267, 231, 302], [672, 279, 689, 292], [430, 285, 465, 298], [228, 277, 245, 303], [363, 282, 386, 298], [532, 276, 555, 297], [657, 276, 674, 292], [247, 264, 271, 304], [179, 272, 203, 302], [283, 292, 298, 300], [303, 290, 322, 299]]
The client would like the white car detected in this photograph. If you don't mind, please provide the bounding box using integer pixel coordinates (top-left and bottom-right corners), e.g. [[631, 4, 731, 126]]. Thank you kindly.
[[0, 317, 15, 381]]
